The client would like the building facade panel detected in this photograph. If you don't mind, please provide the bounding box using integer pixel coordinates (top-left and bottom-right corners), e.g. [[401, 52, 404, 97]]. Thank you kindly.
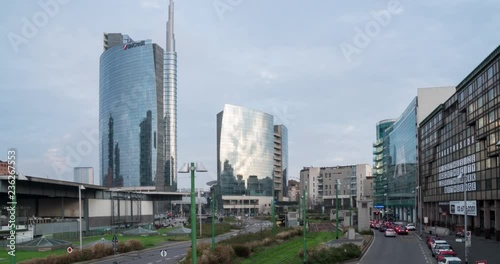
[[419, 46, 500, 237]]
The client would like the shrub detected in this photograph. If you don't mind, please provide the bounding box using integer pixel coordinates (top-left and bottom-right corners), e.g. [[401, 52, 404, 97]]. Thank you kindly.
[[184, 244, 235, 264], [358, 229, 373, 235], [307, 243, 361, 264], [126, 239, 144, 251], [232, 244, 251, 258], [117, 241, 131, 253], [92, 243, 114, 259]]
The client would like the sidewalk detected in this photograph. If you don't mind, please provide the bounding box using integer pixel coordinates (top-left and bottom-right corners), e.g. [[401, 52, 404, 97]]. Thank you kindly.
[[418, 225, 497, 263]]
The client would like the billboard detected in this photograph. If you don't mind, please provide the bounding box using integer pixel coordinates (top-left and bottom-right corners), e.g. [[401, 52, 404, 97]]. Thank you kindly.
[[449, 200, 477, 216]]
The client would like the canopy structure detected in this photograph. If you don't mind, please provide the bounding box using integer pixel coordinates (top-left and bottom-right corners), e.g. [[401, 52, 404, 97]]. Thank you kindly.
[[84, 237, 113, 248], [166, 227, 191, 236], [122, 227, 159, 236], [17, 237, 72, 251]]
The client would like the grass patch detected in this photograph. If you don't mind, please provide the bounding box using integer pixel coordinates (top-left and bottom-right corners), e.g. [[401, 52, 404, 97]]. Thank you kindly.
[[220, 227, 294, 245], [240, 231, 336, 264]]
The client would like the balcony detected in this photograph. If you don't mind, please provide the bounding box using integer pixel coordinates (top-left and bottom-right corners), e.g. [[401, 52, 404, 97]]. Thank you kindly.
[[373, 139, 383, 147], [373, 146, 384, 154]]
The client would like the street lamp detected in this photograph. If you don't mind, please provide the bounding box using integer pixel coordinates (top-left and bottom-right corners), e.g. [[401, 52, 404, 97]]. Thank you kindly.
[[415, 186, 423, 236], [384, 193, 388, 220], [78, 185, 86, 250], [335, 179, 340, 239], [207, 181, 217, 251], [302, 184, 307, 264], [457, 173, 469, 264], [179, 162, 207, 264]]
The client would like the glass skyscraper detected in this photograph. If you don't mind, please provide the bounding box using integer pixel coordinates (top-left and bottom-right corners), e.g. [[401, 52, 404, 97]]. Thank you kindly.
[[217, 104, 275, 196], [99, 34, 165, 187]]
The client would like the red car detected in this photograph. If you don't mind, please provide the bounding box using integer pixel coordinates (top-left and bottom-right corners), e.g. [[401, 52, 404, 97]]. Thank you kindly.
[[427, 235, 440, 249], [395, 225, 408, 235], [436, 250, 457, 262]]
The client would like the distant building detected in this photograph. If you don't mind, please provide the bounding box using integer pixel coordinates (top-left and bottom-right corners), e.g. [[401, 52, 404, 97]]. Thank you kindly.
[[300, 164, 371, 211], [287, 179, 300, 201], [74, 167, 94, 185], [0, 161, 8, 175], [273, 125, 288, 200]]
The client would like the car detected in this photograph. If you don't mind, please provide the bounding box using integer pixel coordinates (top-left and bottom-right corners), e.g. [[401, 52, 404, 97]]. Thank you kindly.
[[430, 240, 448, 252], [385, 228, 396, 237], [375, 223, 381, 229], [406, 223, 416, 230], [432, 243, 452, 257], [436, 250, 457, 262], [379, 225, 388, 232], [395, 225, 408, 235], [427, 236, 441, 249], [438, 256, 463, 264]]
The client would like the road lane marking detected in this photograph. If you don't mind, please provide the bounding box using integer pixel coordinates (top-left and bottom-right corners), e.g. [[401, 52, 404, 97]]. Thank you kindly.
[[156, 260, 162, 263], [174, 255, 180, 258]]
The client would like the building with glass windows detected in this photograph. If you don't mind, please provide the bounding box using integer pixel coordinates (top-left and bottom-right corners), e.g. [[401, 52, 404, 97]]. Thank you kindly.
[[99, 33, 165, 188], [373, 119, 395, 210], [274, 125, 288, 200], [419, 45, 500, 238], [374, 87, 455, 222], [217, 104, 288, 215]]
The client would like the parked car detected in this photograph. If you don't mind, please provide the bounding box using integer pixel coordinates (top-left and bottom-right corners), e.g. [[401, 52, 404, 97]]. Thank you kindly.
[[438, 256, 462, 264], [436, 250, 457, 262], [432, 243, 452, 257], [385, 228, 397, 237]]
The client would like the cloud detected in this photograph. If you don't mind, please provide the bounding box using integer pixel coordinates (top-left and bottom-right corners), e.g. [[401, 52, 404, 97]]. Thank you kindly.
[[140, 0, 162, 9]]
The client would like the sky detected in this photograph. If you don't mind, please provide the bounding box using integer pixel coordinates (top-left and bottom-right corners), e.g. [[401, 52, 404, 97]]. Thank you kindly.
[[1, 0, 499, 190]]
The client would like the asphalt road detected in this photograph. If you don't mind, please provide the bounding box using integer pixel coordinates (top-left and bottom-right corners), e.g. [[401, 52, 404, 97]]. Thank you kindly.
[[360, 229, 434, 264], [91, 218, 272, 264]]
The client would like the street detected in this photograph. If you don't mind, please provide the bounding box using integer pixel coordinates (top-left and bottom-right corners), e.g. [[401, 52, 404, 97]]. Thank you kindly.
[[360, 230, 433, 264], [90, 218, 272, 264]]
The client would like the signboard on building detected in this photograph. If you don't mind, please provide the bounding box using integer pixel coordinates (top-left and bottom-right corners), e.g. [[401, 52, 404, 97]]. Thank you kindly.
[[449, 201, 477, 216]]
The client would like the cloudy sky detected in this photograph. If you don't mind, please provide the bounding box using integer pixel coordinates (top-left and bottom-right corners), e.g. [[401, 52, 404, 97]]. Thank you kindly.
[[1, 0, 499, 189]]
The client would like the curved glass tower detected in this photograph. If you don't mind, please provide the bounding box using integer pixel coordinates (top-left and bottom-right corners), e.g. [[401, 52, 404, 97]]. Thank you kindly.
[[99, 34, 164, 187], [217, 104, 275, 196]]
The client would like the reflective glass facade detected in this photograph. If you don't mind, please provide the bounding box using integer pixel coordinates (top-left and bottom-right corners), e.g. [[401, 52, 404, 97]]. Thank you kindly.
[[373, 119, 395, 206], [375, 99, 418, 221], [99, 40, 165, 187], [419, 46, 500, 233], [217, 104, 275, 196]]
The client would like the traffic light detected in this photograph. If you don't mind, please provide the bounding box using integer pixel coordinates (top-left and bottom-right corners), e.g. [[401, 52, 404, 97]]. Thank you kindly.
[[375, 212, 379, 215]]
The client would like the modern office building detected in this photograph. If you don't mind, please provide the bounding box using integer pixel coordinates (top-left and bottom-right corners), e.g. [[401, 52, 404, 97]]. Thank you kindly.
[[164, 0, 178, 190], [374, 87, 455, 222], [274, 125, 288, 200], [99, 33, 165, 188], [373, 119, 395, 208], [419, 45, 500, 238], [217, 104, 287, 215], [74, 167, 94, 185]]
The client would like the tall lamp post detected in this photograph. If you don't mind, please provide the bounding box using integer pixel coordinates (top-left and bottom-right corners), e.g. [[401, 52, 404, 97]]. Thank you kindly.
[[416, 186, 423, 236], [78, 185, 86, 250], [335, 179, 340, 239], [302, 187, 307, 264], [384, 193, 388, 221], [458, 173, 469, 264], [207, 181, 217, 251], [179, 162, 207, 264]]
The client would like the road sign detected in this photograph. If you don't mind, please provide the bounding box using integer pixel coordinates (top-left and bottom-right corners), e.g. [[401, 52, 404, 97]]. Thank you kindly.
[[160, 249, 167, 257], [466, 231, 471, 238], [112, 234, 118, 243], [67, 247, 73, 254], [424, 217, 428, 224], [476, 260, 487, 264]]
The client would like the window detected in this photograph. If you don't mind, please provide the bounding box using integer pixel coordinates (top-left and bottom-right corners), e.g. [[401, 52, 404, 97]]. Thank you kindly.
[[489, 111, 495, 123], [490, 133, 497, 145], [478, 96, 484, 108], [486, 179, 492, 190], [487, 66, 494, 80], [488, 88, 495, 100], [478, 117, 484, 128], [477, 75, 483, 87], [468, 84, 473, 95]]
